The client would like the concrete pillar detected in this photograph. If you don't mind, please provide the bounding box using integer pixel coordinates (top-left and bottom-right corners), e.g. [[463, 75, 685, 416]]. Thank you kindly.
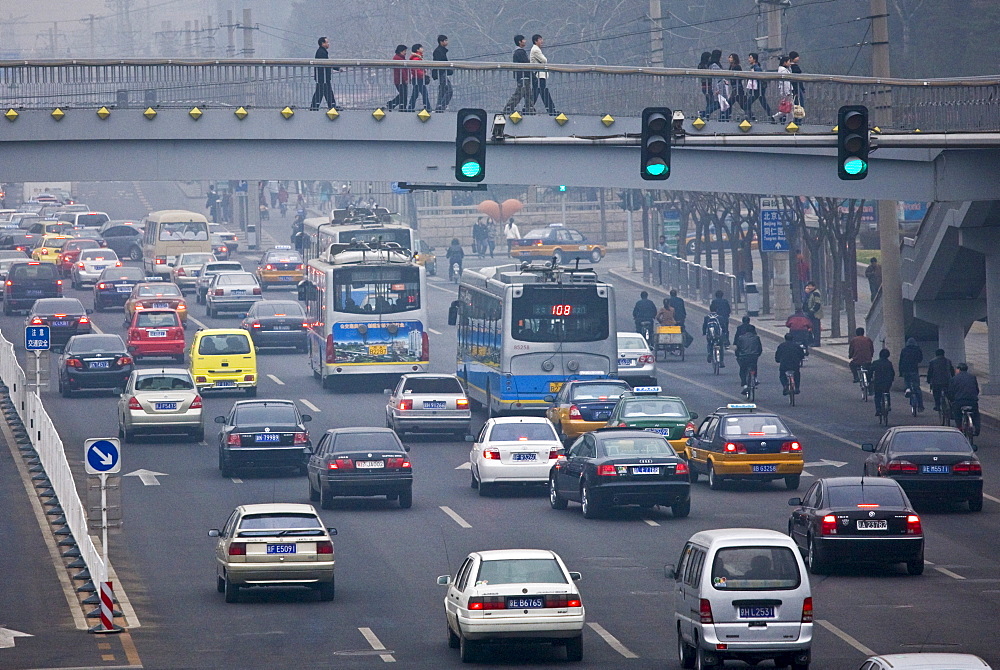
[[958, 225, 1000, 394], [913, 300, 984, 369]]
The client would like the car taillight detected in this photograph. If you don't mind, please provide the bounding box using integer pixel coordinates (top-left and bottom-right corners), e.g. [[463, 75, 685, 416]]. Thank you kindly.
[[293, 432, 309, 445], [386, 457, 411, 469], [175, 268, 186, 276], [639, 354, 654, 364], [545, 595, 582, 608], [190, 395, 203, 409], [154, 257, 166, 265], [801, 597, 813, 623], [469, 596, 506, 611], [821, 514, 837, 535], [77, 262, 85, 268], [302, 322, 310, 329], [887, 459, 918, 473], [296, 264, 303, 270], [78, 316, 89, 324], [548, 449, 560, 459], [56, 279, 63, 286], [483, 449, 500, 460], [953, 460, 982, 474], [421, 331, 429, 361], [65, 358, 83, 368], [781, 441, 802, 453], [684, 422, 696, 437], [30, 317, 43, 325], [243, 374, 254, 381], [5, 280, 11, 287], [127, 396, 142, 410], [568, 405, 583, 420], [724, 442, 746, 454], [398, 399, 413, 411], [195, 376, 207, 383], [329, 457, 354, 470], [252, 287, 261, 295], [116, 356, 132, 366], [456, 398, 469, 408], [699, 598, 714, 624], [227, 542, 246, 556], [265, 264, 273, 270], [316, 541, 333, 555], [97, 282, 107, 289], [325, 334, 335, 364], [176, 303, 186, 311], [675, 461, 689, 475], [250, 321, 261, 329], [227, 434, 242, 446], [597, 464, 617, 476], [214, 289, 223, 296], [115, 261, 122, 267], [906, 514, 922, 535]]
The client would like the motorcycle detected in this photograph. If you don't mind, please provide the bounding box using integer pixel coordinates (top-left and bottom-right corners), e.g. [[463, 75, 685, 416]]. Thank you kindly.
[[451, 262, 462, 284]]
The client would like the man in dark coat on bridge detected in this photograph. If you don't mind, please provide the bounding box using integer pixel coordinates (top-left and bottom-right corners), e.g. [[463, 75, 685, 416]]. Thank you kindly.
[[310, 36, 340, 111]]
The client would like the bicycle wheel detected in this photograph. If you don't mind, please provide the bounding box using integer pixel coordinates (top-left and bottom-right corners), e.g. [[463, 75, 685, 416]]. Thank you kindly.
[[963, 413, 975, 446], [748, 373, 756, 402], [939, 400, 951, 426], [712, 346, 721, 375], [787, 374, 796, 407], [860, 377, 869, 402], [910, 398, 918, 417]]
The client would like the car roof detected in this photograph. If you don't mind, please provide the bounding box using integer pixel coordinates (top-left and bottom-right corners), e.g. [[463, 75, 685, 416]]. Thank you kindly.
[[886, 425, 965, 435], [232, 399, 297, 408], [617, 331, 647, 338], [688, 528, 796, 548], [488, 416, 554, 425], [237, 503, 319, 515], [571, 379, 629, 386], [195, 328, 251, 337], [593, 428, 670, 440], [401, 373, 460, 380], [33, 297, 85, 311], [868, 653, 991, 669], [133, 368, 191, 376], [474, 549, 559, 561], [324, 426, 396, 435]]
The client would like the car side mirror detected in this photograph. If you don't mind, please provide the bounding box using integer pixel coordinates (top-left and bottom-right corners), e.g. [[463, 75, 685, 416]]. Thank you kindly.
[[788, 497, 802, 506], [327, 528, 337, 536], [302, 414, 312, 422], [214, 416, 226, 424], [383, 389, 392, 395], [437, 575, 452, 586], [404, 445, 411, 452], [544, 395, 555, 403], [689, 412, 698, 420], [569, 571, 582, 581], [208, 529, 220, 537], [664, 563, 677, 580], [861, 443, 875, 452], [464, 435, 475, 442], [972, 443, 978, 452]]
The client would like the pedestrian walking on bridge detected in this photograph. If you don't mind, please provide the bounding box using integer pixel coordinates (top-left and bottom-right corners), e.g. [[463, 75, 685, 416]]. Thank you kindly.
[[309, 36, 340, 111], [503, 35, 534, 115]]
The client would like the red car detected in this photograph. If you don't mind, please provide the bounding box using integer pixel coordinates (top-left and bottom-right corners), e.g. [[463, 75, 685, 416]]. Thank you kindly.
[[126, 309, 186, 362], [58, 239, 102, 277]]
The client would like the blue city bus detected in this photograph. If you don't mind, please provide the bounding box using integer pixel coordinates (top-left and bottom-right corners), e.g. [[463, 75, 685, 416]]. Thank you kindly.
[[451, 263, 618, 416]]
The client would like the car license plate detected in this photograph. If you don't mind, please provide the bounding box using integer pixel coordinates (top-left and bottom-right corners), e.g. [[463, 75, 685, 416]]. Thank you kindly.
[[232, 289, 247, 296], [549, 381, 563, 393], [423, 400, 446, 409], [618, 358, 636, 366], [154, 402, 177, 411], [857, 519, 888, 531], [507, 598, 544, 609], [280, 276, 293, 281], [922, 465, 950, 474], [94, 265, 106, 271], [595, 412, 610, 420], [117, 285, 132, 293], [88, 360, 110, 369], [368, 345, 387, 356], [273, 325, 290, 331], [752, 464, 778, 473], [356, 460, 385, 469], [512, 453, 537, 461], [51, 320, 69, 327], [266, 544, 296, 555], [215, 380, 236, 387], [632, 466, 660, 475], [147, 329, 167, 338], [739, 606, 775, 619], [26, 289, 43, 296], [644, 428, 671, 435], [152, 302, 169, 309], [254, 433, 281, 443]]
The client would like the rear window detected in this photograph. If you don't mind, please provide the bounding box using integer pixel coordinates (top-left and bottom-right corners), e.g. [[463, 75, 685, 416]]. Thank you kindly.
[[599, 436, 676, 457], [621, 399, 688, 418], [711, 547, 801, 591], [570, 383, 630, 401], [138, 284, 182, 297], [135, 312, 179, 328], [721, 415, 791, 438], [265, 253, 302, 263], [135, 374, 194, 391], [66, 335, 124, 354], [332, 431, 401, 453], [403, 377, 464, 394], [237, 513, 323, 537], [11, 263, 58, 280], [891, 431, 974, 454], [826, 485, 907, 508], [206, 263, 243, 274], [77, 214, 109, 227], [198, 334, 251, 355], [80, 250, 118, 261], [253, 302, 304, 317], [100, 267, 145, 281], [36, 237, 71, 249], [233, 404, 299, 425], [180, 253, 215, 265], [219, 274, 256, 285], [489, 423, 558, 442], [619, 336, 649, 350], [476, 559, 567, 586]]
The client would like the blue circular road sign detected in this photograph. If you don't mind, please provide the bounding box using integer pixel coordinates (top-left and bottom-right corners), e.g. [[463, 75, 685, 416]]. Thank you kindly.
[[86, 439, 120, 474]]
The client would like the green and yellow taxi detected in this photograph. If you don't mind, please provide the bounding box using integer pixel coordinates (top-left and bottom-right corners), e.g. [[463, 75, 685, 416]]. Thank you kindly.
[[254, 245, 304, 290], [685, 404, 804, 491], [510, 223, 605, 264], [31, 235, 75, 264], [545, 379, 631, 443], [604, 386, 698, 452]]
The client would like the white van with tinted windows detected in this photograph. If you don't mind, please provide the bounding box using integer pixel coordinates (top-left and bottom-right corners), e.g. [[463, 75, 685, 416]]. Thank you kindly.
[[141, 210, 211, 280], [669, 528, 812, 670]]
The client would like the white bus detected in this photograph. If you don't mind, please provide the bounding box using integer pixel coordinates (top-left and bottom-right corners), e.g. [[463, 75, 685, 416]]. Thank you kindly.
[[141, 210, 211, 279], [298, 240, 429, 389], [299, 208, 416, 264]]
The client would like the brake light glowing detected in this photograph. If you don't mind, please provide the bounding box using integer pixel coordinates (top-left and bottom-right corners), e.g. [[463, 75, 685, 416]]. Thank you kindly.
[[78, 316, 89, 324], [953, 460, 982, 474], [265, 264, 273, 270], [190, 395, 203, 409], [77, 262, 85, 268], [316, 541, 334, 555], [65, 358, 83, 368], [116, 355, 132, 366], [250, 321, 261, 329], [483, 449, 500, 460], [127, 396, 142, 410], [821, 514, 837, 535], [568, 405, 582, 420], [801, 596, 813, 623], [97, 282, 107, 289], [293, 432, 309, 445], [699, 598, 714, 623], [469, 596, 506, 610], [544, 595, 582, 608], [398, 399, 413, 411], [597, 464, 617, 476], [724, 442, 746, 454], [30, 317, 42, 325], [227, 542, 246, 556], [675, 461, 689, 475], [456, 398, 469, 409], [781, 441, 802, 453], [386, 457, 411, 468], [856, 503, 879, 508], [887, 459, 918, 473], [227, 434, 242, 446], [548, 450, 560, 459], [155, 257, 166, 265], [906, 514, 922, 535]]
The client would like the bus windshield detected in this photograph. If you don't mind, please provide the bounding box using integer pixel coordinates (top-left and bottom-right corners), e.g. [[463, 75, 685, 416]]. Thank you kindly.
[[158, 220, 208, 241], [336, 228, 412, 250], [333, 266, 420, 315], [511, 285, 609, 343]]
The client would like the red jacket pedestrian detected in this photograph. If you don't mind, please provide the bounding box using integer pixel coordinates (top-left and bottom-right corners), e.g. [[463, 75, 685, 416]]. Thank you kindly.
[[393, 51, 409, 85]]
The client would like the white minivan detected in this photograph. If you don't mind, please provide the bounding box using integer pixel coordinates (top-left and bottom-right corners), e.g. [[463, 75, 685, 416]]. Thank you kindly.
[[669, 528, 812, 670]]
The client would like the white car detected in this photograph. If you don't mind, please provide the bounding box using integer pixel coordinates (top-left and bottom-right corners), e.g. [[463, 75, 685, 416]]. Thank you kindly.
[[437, 549, 585, 663], [72, 248, 121, 288], [385, 373, 471, 438], [470, 417, 562, 496], [860, 654, 992, 669], [195, 261, 243, 304], [616, 331, 657, 385], [205, 271, 262, 317], [118, 368, 204, 442]]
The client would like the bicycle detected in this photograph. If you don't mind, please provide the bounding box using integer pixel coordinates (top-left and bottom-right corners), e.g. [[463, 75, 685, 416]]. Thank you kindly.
[[875, 391, 891, 426], [938, 394, 952, 427], [785, 370, 797, 407], [959, 405, 976, 446], [711, 341, 723, 376], [744, 368, 757, 401], [908, 386, 920, 417], [637, 320, 654, 348], [858, 366, 871, 402]]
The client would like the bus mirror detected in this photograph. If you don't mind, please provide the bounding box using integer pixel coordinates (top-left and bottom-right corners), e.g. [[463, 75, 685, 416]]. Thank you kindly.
[[447, 300, 460, 326], [297, 280, 316, 302]]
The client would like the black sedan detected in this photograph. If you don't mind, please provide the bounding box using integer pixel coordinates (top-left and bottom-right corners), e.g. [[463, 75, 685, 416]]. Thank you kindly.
[[57, 334, 134, 397], [548, 428, 691, 518], [862, 426, 983, 511], [93, 266, 146, 311], [26, 298, 91, 350], [215, 399, 312, 477], [788, 476, 924, 575], [306, 427, 413, 510], [241, 300, 309, 352]]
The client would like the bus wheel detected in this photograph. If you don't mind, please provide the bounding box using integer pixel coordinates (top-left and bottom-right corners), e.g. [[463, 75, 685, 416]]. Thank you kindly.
[[322, 373, 336, 390], [486, 384, 495, 419]]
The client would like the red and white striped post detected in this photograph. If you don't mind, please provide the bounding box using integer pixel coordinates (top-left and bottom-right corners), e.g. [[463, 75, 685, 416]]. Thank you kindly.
[[89, 580, 122, 633]]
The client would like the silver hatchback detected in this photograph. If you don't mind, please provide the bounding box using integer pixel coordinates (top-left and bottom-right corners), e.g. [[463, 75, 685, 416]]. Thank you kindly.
[[205, 271, 262, 317], [385, 373, 471, 439], [118, 368, 204, 442]]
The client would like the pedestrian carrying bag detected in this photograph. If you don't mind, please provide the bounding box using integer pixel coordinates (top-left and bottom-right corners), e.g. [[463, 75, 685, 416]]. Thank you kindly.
[[793, 104, 806, 119], [778, 96, 793, 114]]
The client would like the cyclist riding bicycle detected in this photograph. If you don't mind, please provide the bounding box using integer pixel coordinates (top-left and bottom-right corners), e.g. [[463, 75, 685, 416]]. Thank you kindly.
[[926, 348, 955, 412], [632, 291, 658, 342], [703, 312, 726, 368], [948, 362, 981, 436], [848, 326, 874, 383], [734, 324, 763, 395], [708, 290, 732, 346], [785, 309, 813, 354], [774, 333, 804, 395], [899, 337, 925, 413], [445, 238, 465, 281], [870, 348, 896, 417]]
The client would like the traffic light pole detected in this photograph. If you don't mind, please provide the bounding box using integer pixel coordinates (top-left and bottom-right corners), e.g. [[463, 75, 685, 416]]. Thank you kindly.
[[627, 208, 635, 271]]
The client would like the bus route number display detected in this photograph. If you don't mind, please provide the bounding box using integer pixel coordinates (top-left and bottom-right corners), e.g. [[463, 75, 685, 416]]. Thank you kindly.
[[535, 304, 587, 317]]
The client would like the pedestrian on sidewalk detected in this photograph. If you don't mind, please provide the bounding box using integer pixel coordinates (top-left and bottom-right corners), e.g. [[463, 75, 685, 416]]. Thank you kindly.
[[277, 184, 288, 218], [504, 217, 520, 254], [745, 53, 771, 121], [432, 35, 454, 112], [472, 217, 488, 258], [865, 257, 883, 300], [386, 44, 409, 111], [848, 327, 875, 383], [802, 281, 822, 347], [503, 35, 534, 115], [899, 337, 925, 412], [309, 36, 340, 111], [529, 34, 557, 115], [486, 219, 497, 259], [407, 44, 430, 112], [926, 348, 955, 412]]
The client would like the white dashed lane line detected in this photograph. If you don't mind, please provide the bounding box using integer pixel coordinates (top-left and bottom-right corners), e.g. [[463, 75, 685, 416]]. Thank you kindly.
[[587, 622, 639, 658], [643, 518, 660, 527], [266, 374, 285, 385], [358, 627, 395, 663], [984, 493, 1000, 505], [816, 619, 876, 656], [439, 505, 472, 528], [188, 316, 208, 329], [455, 462, 471, 470], [428, 328, 443, 335], [924, 559, 965, 580], [299, 398, 321, 413], [231, 477, 243, 484]]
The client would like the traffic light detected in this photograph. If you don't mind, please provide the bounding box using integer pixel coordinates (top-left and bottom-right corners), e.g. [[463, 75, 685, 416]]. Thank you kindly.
[[838, 105, 869, 180], [640, 107, 671, 181], [455, 108, 487, 182]]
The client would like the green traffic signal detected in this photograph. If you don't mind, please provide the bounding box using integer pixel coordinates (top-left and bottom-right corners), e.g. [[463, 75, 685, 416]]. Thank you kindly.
[[461, 160, 483, 179], [640, 107, 672, 181], [644, 161, 668, 177], [455, 108, 487, 182], [843, 158, 867, 176], [837, 105, 869, 181]]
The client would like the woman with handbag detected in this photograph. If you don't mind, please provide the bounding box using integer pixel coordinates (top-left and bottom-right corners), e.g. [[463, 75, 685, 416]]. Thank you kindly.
[[773, 55, 794, 124]]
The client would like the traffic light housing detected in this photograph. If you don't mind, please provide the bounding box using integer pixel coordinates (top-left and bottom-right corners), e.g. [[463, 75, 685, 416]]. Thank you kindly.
[[838, 105, 869, 180], [640, 107, 671, 181], [455, 108, 487, 182]]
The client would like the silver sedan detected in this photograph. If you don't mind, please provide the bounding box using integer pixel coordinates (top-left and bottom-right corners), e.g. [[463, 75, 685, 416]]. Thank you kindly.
[[385, 373, 472, 439], [118, 368, 204, 442]]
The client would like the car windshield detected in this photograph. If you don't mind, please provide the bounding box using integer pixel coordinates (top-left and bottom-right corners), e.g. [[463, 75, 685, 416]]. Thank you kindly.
[[253, 302, 304, 317], [711, 547, 801, 591], [475, 558, 567, 586], [138, 285, 181, 297], [570, 383, 630, 401], [198, 334, 251, 355], [135, 312, 178, 328], [403, 377, 463, 394], [158, 220, 208, 241], [233, 404, 299, 426], [619, 336, 649, 350], [333, 431, 400, 453], [621, 399, 688, 418], [599, 436, 676, 457], [219, 274, 256, 286], [101, 268, 144, 280], [180, 253, 215, 265], [891, 431, 974, 453], [826, 484, 907, 508], [721, 415, 791, 438], [66, 335, 124, 354], [490, 423, 558, 442], [135, 374, 194, 391], [236, 513, 324, 537]]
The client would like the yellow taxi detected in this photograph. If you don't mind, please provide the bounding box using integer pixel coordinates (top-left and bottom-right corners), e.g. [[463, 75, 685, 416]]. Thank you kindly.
[[254, 245, 304, 290], [685, 404, 805, 491], [31, 235, 75, 263], [189, 328, 257, 395], [125, 281, 189, 323], [414, 239, 437, 276], [509, 223, 605, 264], [545, 379, 631, 444]]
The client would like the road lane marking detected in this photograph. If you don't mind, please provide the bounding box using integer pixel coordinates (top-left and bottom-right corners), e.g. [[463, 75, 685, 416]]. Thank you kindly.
[[231, 477, 243, 484], [300, 398, 321, 413], [643, 519, 660, 527], [428, 283, 457, 294], [985, 493, 1000, 504], [358, 627, 395, 663], [816, 619, 875, 656], [439, 505, 472, 528], [455, 462, 472, 470], [428, 328, 442, 335], [267, 374, 285, 385], [90, 321, 104, 334], [587, 622, 638, 659], [188, 316, 208, 329], [934, 566, 966, 580]]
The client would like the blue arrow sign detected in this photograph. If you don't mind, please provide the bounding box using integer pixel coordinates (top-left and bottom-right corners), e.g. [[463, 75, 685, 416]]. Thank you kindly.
[[85, 438, 121, 475], [25, 326, 50, 351]]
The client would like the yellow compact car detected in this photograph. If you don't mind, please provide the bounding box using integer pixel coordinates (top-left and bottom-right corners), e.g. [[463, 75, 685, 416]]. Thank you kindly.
[[509, 223, 605, 264], [31, 235, 75, 263], [414, 239, 437, 276], [685, 404, 805, 491], [255, 245, 304, 290], [545, 379, 631, 444], [125, 281, 189, 323], [189, 328, 257, 395]]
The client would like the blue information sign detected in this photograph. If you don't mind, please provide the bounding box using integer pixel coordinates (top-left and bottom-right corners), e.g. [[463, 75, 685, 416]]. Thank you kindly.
[[25, 326, 50, 351], [85, 438, 121, 475], [759, 198, 787, 252]]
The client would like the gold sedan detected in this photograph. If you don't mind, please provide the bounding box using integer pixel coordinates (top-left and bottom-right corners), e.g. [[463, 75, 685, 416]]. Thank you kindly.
[[545, 379, 631, 443], [124, 282, 189, 323]]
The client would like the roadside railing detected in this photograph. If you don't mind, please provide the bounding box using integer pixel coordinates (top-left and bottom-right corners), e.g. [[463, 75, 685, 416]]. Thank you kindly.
[[643, 247, 740, 307]]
